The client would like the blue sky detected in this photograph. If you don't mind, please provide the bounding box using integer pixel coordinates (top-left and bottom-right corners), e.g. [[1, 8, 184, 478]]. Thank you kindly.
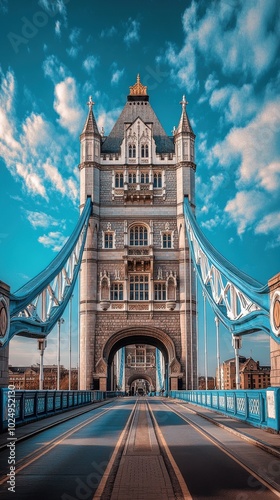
[[0, 0, 279, 376]]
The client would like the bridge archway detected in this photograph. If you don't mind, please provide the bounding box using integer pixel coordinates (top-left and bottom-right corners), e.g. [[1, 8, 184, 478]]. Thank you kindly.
[[127, 374, 154, 395], [96, 326, 182, 391]]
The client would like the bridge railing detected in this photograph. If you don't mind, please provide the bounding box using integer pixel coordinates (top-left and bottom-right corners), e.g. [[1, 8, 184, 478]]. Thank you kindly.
[[168, 388, 280, 432], [0, 388, 125, 432]]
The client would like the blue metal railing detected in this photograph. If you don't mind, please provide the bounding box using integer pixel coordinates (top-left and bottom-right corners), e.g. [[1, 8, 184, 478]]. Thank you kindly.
[[0, 388, 125, 432], [168, 388, 280, 432]]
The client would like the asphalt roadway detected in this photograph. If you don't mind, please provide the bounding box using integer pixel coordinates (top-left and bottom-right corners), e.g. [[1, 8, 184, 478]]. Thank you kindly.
[[0, 397, 280, 500]]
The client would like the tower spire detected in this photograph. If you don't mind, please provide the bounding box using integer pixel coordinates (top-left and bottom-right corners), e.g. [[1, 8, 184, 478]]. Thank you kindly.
[[176, 95, 194, 135], [81, 95, 100, 136]]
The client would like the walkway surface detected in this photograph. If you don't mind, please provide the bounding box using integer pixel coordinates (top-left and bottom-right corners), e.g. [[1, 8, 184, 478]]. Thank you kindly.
[[110, 401, 174, 500], [179, 400, 280, 457]]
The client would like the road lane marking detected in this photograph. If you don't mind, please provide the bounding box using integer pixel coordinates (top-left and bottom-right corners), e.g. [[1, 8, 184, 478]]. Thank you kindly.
[[147, 400, 193, 500], [0, 407, 113, 485], [162, 400, 280, 498], [93, 399, 138, 499]]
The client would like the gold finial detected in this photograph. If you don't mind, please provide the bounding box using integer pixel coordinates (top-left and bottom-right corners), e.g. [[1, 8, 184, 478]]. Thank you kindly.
[[129, 74, 147, 96]]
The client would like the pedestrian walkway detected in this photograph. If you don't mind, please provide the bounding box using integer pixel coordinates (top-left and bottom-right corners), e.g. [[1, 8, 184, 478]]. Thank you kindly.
[[110, 401, 175, 500], [178, 400, 280, 457]]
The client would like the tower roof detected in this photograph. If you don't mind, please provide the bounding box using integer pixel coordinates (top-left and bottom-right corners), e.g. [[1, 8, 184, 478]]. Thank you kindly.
[[102, 75, 174, 154], [176, 95, 194, 135], [81, 96, 100, 135]]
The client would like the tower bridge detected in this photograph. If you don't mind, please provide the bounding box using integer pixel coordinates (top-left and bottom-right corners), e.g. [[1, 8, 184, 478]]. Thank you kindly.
[[1, 76, 279, 392]]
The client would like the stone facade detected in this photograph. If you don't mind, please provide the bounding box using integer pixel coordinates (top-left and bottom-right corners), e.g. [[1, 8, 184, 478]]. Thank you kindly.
[[0, 281, 10, 388], [79, 76, 197, 390], [269, 272, 280, 386]]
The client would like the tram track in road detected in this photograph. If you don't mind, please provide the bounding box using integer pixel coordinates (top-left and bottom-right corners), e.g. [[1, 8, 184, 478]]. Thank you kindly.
[[159, 399, 280, 498], [95, 398, 191, 500]]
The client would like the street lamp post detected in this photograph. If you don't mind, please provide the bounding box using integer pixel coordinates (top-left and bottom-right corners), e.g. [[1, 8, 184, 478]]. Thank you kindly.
[[232, 335, 242, 390], [69, 295, 73, 391], [57, 318, 64, 390], [38, 339, 47, 390]]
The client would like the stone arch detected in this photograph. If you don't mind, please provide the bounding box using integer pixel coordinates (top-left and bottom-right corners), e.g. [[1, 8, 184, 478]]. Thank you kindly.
[[127, 373, 154, 394], [97, 326, 182, 390]]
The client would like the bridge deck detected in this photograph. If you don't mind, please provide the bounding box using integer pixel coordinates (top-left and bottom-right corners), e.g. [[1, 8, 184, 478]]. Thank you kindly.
[[1, 397, 279, 456]]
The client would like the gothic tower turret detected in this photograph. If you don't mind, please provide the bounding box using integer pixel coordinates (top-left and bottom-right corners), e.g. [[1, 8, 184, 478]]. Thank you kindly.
[[79, 96, 101, 207], [79, 77, 197, 391]]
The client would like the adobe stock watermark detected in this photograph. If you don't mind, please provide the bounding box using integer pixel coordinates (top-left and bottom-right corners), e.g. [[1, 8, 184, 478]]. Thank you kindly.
[[61, 459, 108, 500], [8, 0, 70, 54]]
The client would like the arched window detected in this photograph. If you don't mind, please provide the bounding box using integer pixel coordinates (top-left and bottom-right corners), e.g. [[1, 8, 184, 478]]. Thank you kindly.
[[153, 173, 162, 188], [129, 144, 136, 158], [141, 143, 149, 158], [129, 225, 148, 246], [140, 172, 149, 184], [115, 173, 124, 188], [128, 172, 136, 183]]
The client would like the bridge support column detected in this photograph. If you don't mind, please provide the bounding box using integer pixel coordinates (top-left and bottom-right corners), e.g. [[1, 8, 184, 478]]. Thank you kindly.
[[0, 281, 10, 388], [269, 272, 280, 387]]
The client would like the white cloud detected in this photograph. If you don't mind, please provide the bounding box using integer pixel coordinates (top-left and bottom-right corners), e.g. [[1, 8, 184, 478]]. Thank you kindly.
[[38, 231, 68, 252], [124, 19, 140, 46], [54, 77, 84, 134], [225, 190, 267, 234], [25, 211, 62, 229], [96, 106, 123, 136], [43, 161, 66, 195], [42, 55, 68, 83], [163, 0, 280, 87], [69, 27, 80, 44], [258, 162, 280, 192], [101, 26, 117, 38], [111, 67, 124, 85], [38, 0, 68, 25], [67, 27, 82, 58], [55, 20, 61, 36], [209, 84, 257, 124], [83, 55, 98, 74], [213, 100, 280, 188], [255, 212, 280, 235], [0, 67, 79, 203], [0, 0, 8, 13]]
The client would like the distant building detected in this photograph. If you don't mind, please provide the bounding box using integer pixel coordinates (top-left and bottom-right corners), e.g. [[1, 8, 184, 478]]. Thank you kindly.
[[9, 365, 78, 390], [217, 356, 270, 390], [198, 376, 215, 390]]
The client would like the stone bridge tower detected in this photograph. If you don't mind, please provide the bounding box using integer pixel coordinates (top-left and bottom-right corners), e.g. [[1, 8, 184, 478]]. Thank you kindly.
[[79, 75, 197, 391]]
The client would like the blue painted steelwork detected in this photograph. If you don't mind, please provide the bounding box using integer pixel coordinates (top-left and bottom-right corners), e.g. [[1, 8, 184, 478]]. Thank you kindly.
[[117, 347, 125, 390], [156, 348, 164, 390], [183, 197, 275, 339], [1, 198, 92, 347], [168, 388, 280, 432]]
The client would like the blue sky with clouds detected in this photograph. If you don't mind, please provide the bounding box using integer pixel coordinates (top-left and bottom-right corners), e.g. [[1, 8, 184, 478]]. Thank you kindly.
[[0, 0, 279, 375]]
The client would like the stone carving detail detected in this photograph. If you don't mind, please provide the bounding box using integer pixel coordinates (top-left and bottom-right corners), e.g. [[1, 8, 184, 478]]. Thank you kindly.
[[129, 304, 149, 311], [96, 357, 107, 374], [170, 358, 181, 375]]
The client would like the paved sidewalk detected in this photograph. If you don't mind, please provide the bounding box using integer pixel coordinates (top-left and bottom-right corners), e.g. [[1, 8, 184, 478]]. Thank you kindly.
[[175, 399, 280, 457], [110, 401, 175, 500]]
